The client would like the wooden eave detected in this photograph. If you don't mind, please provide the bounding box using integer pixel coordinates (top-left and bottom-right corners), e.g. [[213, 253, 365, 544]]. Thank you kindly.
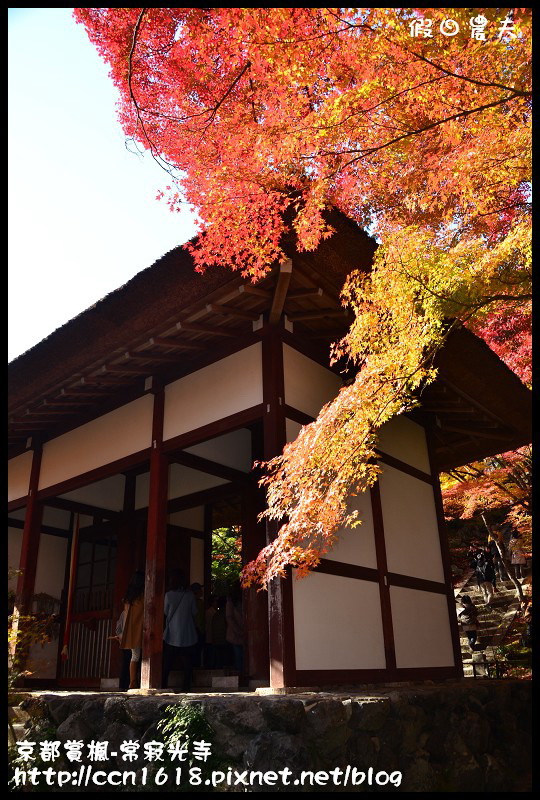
[[424, 325, 532, 472], [8, 212, 531, 470]]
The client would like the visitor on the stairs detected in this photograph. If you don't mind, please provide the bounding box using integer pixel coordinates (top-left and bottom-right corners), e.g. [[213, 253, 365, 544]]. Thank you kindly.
[[487, 529, 508, 581], [471, 546, 497, 605], [456, 595, 479, 650], [508, 532, 527, 581]]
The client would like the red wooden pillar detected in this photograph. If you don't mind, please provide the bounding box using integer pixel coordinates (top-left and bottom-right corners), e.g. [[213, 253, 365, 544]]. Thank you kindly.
[[141, 387, 168, 689], [15, 445, 43, 615], [203, 505, 212, 603], [12, 445, 43, 677], [261, 325, 295, 688], [369, 481, 397, 671], [241, 485, 269, 682], [111, 473, 137, 679]]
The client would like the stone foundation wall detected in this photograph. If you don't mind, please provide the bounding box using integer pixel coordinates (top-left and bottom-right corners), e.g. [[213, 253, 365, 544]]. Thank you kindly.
[[11, 681, 531, 792]]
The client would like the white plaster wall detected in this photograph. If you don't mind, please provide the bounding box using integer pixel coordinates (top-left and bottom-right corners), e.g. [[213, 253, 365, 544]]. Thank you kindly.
[[135, 472, 150, 510], [293, 571, 386, 670], [163, 344, 262, 441], [60, 475, 127, 512], [39, 395, 154, 490], [9, 529, 68, 679], [185, 429, 253, 472], [285, 418, 303, 443], [324, 492, 378, 569], [34, 533, 68, 599], [33, 535, 67, 679], [378, 464, 444, 583], [283, 344, 342, 418], [168, 507, 205, 531], [135, 465, 228, 510], [377, 415, 431, 474], [169, 464, 229, 498], [27, 641, 60, 680], [42, 507, 71, 530], [8, 451, 33, 503], [390, 586, 455, 668], [9, 528, 67, 596], [190, 538, 205, 586]]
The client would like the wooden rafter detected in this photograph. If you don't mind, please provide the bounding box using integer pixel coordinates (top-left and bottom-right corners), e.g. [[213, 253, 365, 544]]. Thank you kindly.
[[39, 399, 95, 408], [286, 287, 323, 299], [439, 424, 514, 441], [176, 321, 241, 338], [15, 408, 80, 418], [150, 336, 205, 350], [239, 284, 272, 300], [424, 406, 480, 415], [206, 303, 261, 321], [79, 375, 134, 385], [286, 308, 346, 322], [103, 363, 149, 375], [126, 350, 181, 364], [9, 421, 50, 429]]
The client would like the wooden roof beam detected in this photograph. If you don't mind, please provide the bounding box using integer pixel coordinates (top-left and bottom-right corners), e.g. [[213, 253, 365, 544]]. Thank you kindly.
[[9, 421, 49, 429], [58, 386, 110, 396], [79, 374, 134, 385], [439, 377, 511, 430], [176, 321, 241, 338], [423, 406, 480, 414], [239, 284, 272, 300], [206, 303, 261, 321], [439, 424, 515, 441], [286, 287, 323, 299], [126, 349, 182, 364], [39, 399, 95, 408], [103, 363, 150, 375], [16, 408, 80, 418], [287, 309, 347, 322], [269, 259, 292, 325], [150, 336, 205, 351]]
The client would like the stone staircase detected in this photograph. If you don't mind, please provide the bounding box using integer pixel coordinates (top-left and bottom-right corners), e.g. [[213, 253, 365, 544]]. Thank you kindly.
[[454, 571, 523, 677]]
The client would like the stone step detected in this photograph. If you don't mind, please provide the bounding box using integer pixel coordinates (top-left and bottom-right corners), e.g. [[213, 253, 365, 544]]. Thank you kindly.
[[168, 667, 240, 689], [8, 721, 27, 743]]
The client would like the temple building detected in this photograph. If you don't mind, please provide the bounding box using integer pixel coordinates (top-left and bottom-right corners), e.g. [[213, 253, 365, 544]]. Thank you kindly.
[[8, 211, 532, 690]]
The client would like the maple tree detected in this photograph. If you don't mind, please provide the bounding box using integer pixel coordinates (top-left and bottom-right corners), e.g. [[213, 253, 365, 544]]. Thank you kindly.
[[74, 8, 531, 586]]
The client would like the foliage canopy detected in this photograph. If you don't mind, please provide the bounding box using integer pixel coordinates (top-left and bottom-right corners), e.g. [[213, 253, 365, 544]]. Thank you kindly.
[[75, 8, 531, 586]]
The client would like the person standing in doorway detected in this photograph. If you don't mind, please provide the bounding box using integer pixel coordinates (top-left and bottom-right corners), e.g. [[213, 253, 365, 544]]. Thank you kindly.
[[162, 569, 198, 691], [190, 582, 205, 668], [226, 582, 244, 676], [120, 570, 145, 689]]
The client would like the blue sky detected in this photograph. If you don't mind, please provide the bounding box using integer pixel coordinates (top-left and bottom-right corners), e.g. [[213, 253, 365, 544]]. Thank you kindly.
[[8, 8, 197, 361]]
